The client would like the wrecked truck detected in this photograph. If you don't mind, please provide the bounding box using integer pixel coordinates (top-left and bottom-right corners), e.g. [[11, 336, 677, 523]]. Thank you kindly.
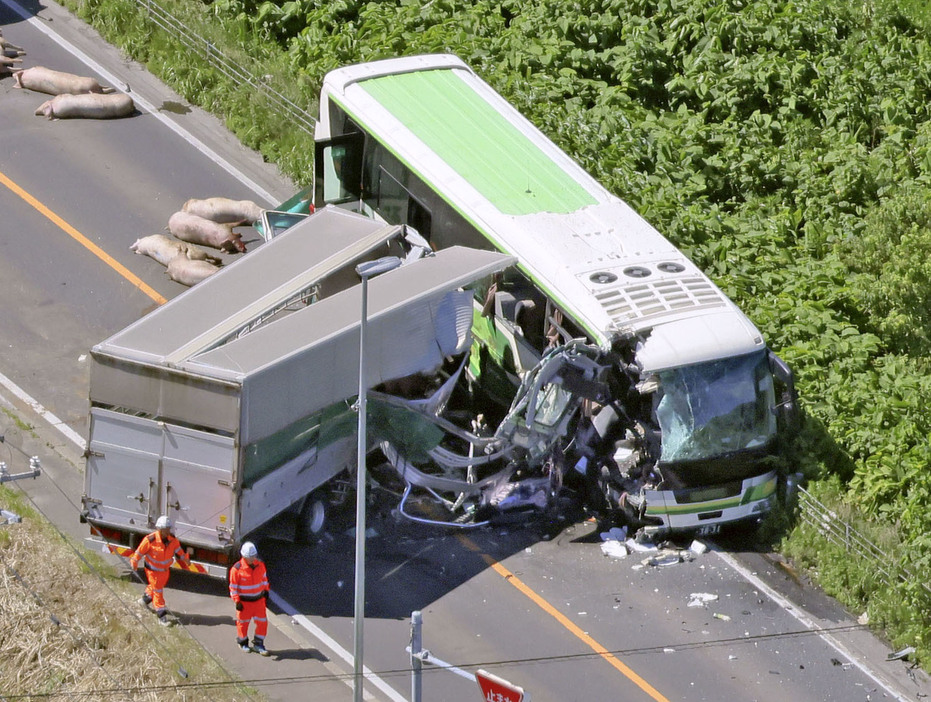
[[293, 53, 799, 537], [81, 206, 515, 575]]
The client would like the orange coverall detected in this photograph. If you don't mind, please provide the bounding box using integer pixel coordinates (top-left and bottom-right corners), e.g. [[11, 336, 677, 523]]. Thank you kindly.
[[229, 557, 270, 644], [130, 530, 190, 616]]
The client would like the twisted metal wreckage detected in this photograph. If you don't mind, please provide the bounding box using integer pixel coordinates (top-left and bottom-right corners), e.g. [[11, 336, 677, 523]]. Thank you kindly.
[[370, 328, 656, 532]]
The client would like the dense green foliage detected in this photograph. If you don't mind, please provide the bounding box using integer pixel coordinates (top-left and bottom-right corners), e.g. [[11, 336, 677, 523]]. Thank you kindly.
[[65, 0, 931, 661]]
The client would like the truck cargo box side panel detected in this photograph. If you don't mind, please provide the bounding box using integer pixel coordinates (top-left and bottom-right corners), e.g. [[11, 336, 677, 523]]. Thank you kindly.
[[239, 435, 355, 535], [89, 356, 241, 434]]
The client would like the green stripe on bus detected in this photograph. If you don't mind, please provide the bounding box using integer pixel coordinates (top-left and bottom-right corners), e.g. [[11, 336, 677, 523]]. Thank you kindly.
[[645, 477, 777, 516], [359, 70, 596, 216]]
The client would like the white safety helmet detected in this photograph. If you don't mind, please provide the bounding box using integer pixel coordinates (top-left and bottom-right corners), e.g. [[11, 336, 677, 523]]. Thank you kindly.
[[241, 541, 258, 559], [155, 515, 172, 530]]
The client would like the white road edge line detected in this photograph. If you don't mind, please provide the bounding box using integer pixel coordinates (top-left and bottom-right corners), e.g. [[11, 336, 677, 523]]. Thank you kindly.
[[715, 550, 907, 702], [0, 369, 86, 451], [268, 591, 408, 702], [2, 0, 280, 207]]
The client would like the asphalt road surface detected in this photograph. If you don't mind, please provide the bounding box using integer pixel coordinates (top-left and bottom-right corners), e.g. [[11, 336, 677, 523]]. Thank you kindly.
[[1, 1, 929, 700]]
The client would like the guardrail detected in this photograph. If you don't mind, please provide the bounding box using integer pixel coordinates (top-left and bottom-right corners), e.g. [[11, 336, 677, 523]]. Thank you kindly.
[[796, 484, 931, 597], [138, 0, 317, 135]]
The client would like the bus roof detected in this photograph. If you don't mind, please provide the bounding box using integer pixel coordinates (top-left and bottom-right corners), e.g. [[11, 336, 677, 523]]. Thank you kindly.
[[320, 55, 764, 362]]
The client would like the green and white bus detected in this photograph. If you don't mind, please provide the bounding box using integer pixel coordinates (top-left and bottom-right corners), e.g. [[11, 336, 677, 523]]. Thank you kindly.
[[308, 54, 798, 535]]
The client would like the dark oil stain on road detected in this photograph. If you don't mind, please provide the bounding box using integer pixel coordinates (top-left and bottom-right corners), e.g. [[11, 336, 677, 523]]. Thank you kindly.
[[159, 100, 191, 115]]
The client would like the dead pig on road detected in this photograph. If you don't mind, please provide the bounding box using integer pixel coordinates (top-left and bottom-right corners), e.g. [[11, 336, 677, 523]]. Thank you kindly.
[[15, 66, 113, 95], [131, 234, 222, 267], [168, 210, 246, 253], [35, 92, 135, 120], [166, 256, 220, 287], [182, 197, 264, 226]]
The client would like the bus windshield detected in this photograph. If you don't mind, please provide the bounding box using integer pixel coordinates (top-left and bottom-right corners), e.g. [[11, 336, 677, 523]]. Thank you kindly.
[[655, 351, 776, 462]]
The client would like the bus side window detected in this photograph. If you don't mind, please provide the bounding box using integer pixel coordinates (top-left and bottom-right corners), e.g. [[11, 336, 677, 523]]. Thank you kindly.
[[377, 167, 406, 224], [407, 197, 432, 243], [314, 134, 363, 208]]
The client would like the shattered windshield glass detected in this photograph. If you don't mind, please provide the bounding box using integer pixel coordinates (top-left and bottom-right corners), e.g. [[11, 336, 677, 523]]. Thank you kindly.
[[654, 350, 776, 462]]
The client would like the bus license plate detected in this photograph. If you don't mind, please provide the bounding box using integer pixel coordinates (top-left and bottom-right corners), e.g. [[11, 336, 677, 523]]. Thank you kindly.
[[697, 524, 721, 536]]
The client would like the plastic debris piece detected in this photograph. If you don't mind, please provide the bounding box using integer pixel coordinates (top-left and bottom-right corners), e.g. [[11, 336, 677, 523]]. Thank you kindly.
[[648, 553, 682, 567], [688, 593, 719, 608], [600, 540, 629, 559], [573, 456, 588, 475], [713, 613, 731, 621], [600, 526, 628, 542], [689, 539, 709, 554], [626, 537, 658, 553], [489, 476, 551, 510]]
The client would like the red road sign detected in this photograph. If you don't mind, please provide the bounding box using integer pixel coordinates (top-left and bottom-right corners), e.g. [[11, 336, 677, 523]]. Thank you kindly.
[[476, 669, 526, 702]]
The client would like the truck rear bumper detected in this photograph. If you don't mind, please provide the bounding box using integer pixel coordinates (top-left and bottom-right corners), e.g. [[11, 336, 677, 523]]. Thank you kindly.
[[84, 537, 229, 579]]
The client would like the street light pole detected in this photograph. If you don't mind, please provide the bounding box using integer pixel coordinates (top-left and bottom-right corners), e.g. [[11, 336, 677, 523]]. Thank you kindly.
[[353, 256, 402, 702]]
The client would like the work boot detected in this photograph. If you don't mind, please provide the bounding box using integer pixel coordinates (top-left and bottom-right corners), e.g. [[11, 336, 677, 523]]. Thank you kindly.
[[237, 638, 251, 653], [139, 594, 152, 609], [252, 637, 270, 657], [156, 609, 171, 627]]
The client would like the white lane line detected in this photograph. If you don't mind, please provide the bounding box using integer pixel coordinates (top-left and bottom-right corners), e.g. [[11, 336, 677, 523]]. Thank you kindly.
[[1, 0, 281, 207], [0, 370, 86, 451], [716, 550, 907, 702], [269, 591, 408, 702]]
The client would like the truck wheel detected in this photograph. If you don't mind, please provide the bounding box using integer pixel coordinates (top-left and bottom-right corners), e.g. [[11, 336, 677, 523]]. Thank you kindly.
[[296, 492, 329, 544]]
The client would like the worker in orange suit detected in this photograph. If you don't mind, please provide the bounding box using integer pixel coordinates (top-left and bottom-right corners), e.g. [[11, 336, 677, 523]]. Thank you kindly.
[[130, 515, 190, 626], [229, 541, 271, 655]]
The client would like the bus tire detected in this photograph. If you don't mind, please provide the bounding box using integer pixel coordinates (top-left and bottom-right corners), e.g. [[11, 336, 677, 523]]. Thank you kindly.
[[296, 490, 329, 544]]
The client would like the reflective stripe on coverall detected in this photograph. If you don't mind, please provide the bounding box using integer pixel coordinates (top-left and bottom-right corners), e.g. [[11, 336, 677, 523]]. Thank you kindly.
[[229, 557, 270, 642], [130, 531, 189, 614]]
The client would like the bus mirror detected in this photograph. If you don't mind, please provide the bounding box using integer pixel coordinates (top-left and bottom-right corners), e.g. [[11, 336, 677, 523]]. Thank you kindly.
[[769, 352, 800, 434]]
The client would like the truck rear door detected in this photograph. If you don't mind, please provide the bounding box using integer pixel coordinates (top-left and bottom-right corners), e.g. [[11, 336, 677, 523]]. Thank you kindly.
[[84, 408, 236, 551]]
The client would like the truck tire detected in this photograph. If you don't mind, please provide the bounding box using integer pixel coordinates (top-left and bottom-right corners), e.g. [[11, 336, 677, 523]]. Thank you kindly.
[[296, 491, 329, 544]]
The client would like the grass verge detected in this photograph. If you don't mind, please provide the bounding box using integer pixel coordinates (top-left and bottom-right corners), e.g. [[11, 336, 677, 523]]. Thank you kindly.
[[0, 484, 259, 701]]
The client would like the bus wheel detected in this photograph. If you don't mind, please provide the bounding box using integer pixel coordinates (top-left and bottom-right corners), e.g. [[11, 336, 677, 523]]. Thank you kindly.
[[296, 491, 329, 544]]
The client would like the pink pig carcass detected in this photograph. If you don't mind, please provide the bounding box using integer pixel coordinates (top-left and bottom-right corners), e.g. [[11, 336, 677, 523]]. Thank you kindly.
[[168, 211, 246, 254]]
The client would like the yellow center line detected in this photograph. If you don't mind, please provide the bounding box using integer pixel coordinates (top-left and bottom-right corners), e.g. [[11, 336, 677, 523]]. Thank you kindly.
[[0, 169, 167, 305], [458, 534, 670, 702]]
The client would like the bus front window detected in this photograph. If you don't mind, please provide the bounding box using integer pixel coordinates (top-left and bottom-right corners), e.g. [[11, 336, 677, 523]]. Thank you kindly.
[[654, 351, 776, 462]]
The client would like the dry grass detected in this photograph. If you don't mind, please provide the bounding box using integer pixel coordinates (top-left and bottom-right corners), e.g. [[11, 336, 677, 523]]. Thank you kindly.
[[0, 490, 259, 701]]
